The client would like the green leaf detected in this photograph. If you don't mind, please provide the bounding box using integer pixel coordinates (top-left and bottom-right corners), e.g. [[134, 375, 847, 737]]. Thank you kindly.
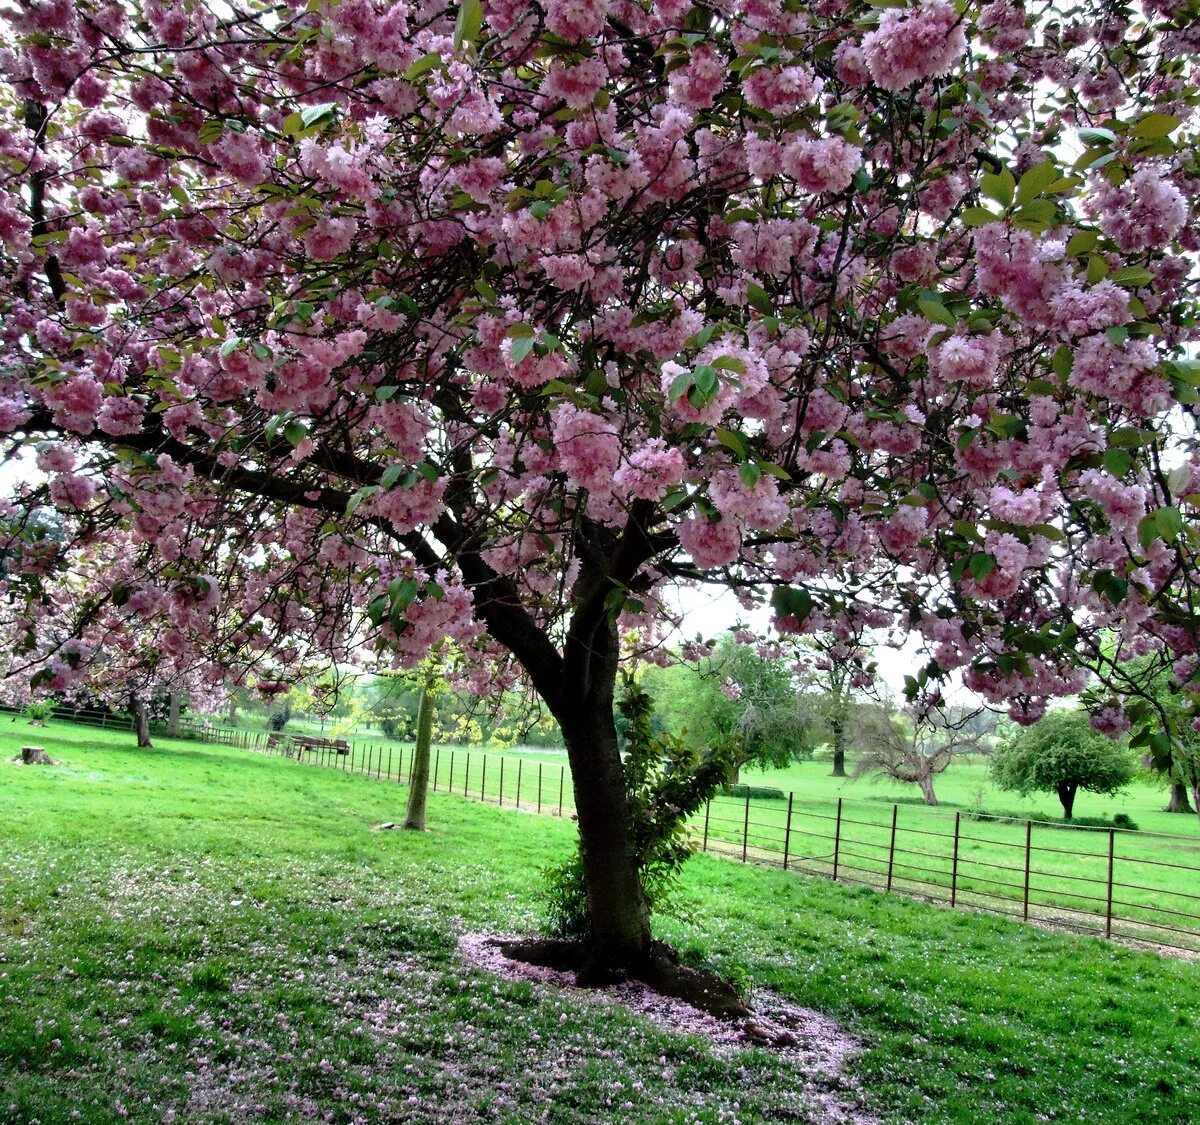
[[510, 336, 536, 365], [981, 168, 1015, 208], [367, 594, 389, 628], [711, 355, 746, 373], [1103, 448, 1132, 477], [197, 119, 225, 145], [1110, 266, 1153, 288], [473, 277, 496, 302], [1051, 345, 1074, 381], [375, 385, 398, 403], [1157, 506, 1185, 541], [668, 370, 695, 402], [916, 294, 956, 328], [1078, 127, 1117, 146], [506, 322, 535, 338], [282, 420, 308, 447], [404, 51, 443, 81], [1016, 162, 1059, 204], [1086, 255, 1109, 284], [346, 485, 380, 515], [300, 103, 336, 128], [968, 552, 996, 581], [1065, 230, 1099, 256], [716, 427, 749, 459], [770, 586, 814, 623], [960, 207, 998, 227], [746, 283, 773, 315], [1131, 113, 1181, 139], [1137, 513, 1159, 550], [454, 0, 483, 48], [380, 464, 405, 489], [689, 364, 720, 407]]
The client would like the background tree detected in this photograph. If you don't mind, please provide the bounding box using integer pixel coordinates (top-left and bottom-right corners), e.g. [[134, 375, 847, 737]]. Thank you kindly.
[[641, 632, 811, 782], [990, 710, 1135, 820], [793, 625, 877, 777], [1, 0, 1198, 987], [853, 708, 985, 806]]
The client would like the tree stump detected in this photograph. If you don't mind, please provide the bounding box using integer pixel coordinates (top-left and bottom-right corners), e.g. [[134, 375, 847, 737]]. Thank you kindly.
[[17, 746, 55, 765]]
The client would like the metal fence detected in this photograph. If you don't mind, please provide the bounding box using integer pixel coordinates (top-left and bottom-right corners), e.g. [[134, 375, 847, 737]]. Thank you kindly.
[[22, 708, 1200, 957]]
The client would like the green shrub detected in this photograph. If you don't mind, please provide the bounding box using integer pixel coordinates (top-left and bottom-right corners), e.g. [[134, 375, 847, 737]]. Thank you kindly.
[[968, 809, 1139, 831], [723, 784, 786, 801]]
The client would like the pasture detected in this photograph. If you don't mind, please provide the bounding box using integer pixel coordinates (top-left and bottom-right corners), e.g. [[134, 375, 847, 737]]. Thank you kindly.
[[2, 721, 1198, 1123]]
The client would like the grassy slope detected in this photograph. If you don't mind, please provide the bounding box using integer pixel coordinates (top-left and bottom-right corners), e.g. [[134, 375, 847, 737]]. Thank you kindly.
[[0, 721, 1196, 1123]]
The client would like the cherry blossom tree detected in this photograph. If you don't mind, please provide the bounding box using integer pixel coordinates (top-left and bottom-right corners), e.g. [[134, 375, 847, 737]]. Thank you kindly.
[[1, 0, 1198, 983]]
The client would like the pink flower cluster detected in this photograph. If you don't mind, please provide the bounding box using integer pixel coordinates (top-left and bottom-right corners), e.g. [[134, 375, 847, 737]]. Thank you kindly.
[[860, 0, 967, 92]]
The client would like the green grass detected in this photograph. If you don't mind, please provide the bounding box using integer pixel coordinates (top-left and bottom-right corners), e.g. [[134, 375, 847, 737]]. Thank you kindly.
[[254, 733, 1200, 951], [2, 720, 1199, 1123]]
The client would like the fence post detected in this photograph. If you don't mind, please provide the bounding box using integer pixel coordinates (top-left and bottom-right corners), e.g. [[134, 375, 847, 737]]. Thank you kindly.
[[433, 747, 440, 791], [449, 750, 455, 793], [742, 791, 751, 863], [484, 755, 490, 803], [537, 763, 543, 814], [558, 767, 565, 816], [375, 746, 382, 780], [1023, 820, 1032, 921], [702, 799, 711, 853], [387, 747, 393, 781], [499, 758, 505, 806], [1106, 828, 1116, 938], [832, 797, 843, 882], [783, 792, 794, 871], [464, 752, 471, 798], [886, 804, 898, 892], [951, 812, 961, 907], [408, 746, 415, 780], [516, 760, 523, 810], [366, 746, 373, 777]]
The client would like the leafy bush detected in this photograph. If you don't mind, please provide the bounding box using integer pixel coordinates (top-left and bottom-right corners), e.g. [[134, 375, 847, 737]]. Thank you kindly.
[[723, 784, 786, 801], [23, 699, 56, 723], [543, 676, 735, 940], [968, 809, 1139, 831]]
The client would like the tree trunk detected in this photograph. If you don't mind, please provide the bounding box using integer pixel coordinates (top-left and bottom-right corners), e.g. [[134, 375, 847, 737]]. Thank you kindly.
[[166, 692, 182, 739], [403, 682, 434, 831], [919, 773, 939, 806], [558, 689, 651, 981], [130, 695, 152, 748], [830, 716, 847, 777], [18, 745, 54, 764], [1057, 782, 1076, 819], [1165, 780, 1194, 814]]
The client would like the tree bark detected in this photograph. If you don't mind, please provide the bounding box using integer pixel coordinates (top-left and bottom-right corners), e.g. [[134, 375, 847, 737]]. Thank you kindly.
[[130, 695, 152, 748], [918, 773, 938, 806], [403, 681, 434, 831], [830, 714, 847, 777], [559, 693, 651, 981], [1057, 782, 1076, 819], [18, 745, 54, 764], [166, 692, 182, 739], [1165, 781, 1194, 814]]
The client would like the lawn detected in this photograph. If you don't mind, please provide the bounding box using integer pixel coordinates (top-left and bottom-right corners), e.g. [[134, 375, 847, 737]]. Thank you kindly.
[[2, 720, 1198, 1123]]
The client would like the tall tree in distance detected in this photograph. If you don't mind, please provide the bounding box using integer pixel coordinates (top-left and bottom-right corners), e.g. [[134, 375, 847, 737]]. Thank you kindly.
[[1, 0, 1198, 986]]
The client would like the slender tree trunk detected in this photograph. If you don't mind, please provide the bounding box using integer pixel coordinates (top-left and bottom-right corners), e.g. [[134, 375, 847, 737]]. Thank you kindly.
[[1165, 780, 1194, 814], [404, 681, 434, 831], [166, 692, 182, 739], [919, 773, 938, 806], [557, 686, 651, 981], [830, 715, 847, 778], [1057, 782, 1076, 819], [129, 695, 152, 748]]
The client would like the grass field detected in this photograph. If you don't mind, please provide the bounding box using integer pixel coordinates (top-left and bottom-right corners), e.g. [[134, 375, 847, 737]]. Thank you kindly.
[[239, 730, 1200, 952], [5, 720, 1199, 1123]]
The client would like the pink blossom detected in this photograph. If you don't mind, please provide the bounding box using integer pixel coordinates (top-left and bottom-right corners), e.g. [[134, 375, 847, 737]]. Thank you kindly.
[[302, 216, 356, 261], [552, 405, 620, 496], [678, 514, 742, 568], [613, 439, 686, 502], [543, 0, 608, 42], [930, 334, 998, 387], [542, 58, 606, 110], [781, 137, 862, 195], [43, 374, 102, 433], [48, 472, 96, 509], [96, 396, 145, 436], [861, 0, 968, 92], [1098, 166, 1188, 253]]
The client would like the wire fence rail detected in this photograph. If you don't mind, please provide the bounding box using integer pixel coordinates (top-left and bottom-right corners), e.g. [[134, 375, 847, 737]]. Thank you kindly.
[[15, 708, 1200, 957]]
